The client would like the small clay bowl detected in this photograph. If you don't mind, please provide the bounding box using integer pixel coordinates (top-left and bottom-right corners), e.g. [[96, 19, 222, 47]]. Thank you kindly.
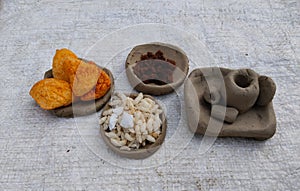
[[125, 42, 189, 95], [99, 93, 167, 159], [44, 67, 114, 117]]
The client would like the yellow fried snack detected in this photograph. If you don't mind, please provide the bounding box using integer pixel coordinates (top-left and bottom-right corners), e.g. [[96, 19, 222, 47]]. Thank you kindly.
[[67, 60, 101, 96], [29, 78, 72, 110], [52, 48, 77, 81], [80, 69, 111, 101], [62, 57, 81, 82]]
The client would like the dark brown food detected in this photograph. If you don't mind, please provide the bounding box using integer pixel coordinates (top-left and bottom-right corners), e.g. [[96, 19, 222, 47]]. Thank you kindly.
[[140, 50, 176, 65], [133, 60, 176, 85], [133, 51, 176, 85], [125, 43, 189, 95]]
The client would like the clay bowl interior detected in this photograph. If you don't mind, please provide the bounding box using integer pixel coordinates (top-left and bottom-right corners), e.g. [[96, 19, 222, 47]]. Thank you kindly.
[[125, 42, 189, 95], [44, 67, 114, 117], [99, 93, 167, 159]]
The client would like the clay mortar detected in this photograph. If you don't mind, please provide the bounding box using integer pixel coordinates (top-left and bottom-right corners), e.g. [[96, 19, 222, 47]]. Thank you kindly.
[[184, 67, 276, 140], [224, 69, 259, 113]]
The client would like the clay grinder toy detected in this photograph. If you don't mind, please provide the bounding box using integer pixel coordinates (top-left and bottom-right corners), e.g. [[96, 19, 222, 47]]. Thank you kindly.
[[184, 67, 276, 140]]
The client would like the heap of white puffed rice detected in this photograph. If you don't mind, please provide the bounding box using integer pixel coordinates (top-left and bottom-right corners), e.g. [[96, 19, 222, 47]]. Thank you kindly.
[[99, 92, 163, 151]]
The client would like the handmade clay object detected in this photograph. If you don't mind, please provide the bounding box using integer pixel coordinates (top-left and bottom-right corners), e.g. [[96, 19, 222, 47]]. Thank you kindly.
[[44, 67, 114, 117], [125, 42, 189, 95], [184, 67, 276, 140], [100, 94, 167, 159], [224, 69, 260, 113], [256, 76, 276, 106]]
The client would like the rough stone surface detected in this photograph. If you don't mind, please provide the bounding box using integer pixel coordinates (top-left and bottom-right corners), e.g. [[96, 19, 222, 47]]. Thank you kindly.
[[0, 0, 299, 190]]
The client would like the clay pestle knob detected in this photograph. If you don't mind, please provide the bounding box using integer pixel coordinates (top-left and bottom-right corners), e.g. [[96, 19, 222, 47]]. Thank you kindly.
[[203, 86, 221, 105], [211, 104, 239, 124], [224, 69, 259, 113], [256, 76, 276, 106]]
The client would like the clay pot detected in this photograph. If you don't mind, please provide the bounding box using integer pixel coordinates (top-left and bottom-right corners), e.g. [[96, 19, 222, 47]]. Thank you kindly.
[[224, 69, 259, 113], [125, 42, 189, 95], [100, 93, 167, 159], [44, 67, 114, 117]]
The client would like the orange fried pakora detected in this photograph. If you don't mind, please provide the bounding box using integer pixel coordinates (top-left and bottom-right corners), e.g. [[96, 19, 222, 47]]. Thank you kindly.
[[29, 78, 72, 110], [80, 69, 111, 101], [52, 48, 77, 81], [66, 60, 101, 96], [30, 48, 111, 111]]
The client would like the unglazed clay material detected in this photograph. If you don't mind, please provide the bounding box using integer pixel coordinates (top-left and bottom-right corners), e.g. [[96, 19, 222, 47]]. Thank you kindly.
[[100, 94, 167, 159], [256, 76, 276, 106], [125, 42, 189, 95], [224, 69, 259, 113], [44, 68, 114, 117], [211, 105, 239, 124], [184, 67, 276, 140]]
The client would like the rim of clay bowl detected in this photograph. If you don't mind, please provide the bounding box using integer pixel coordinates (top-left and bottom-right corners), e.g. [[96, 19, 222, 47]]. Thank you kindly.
[[43, 66, 114, 117], [125, 42, 189, 95], [99, 93, 167, 159]]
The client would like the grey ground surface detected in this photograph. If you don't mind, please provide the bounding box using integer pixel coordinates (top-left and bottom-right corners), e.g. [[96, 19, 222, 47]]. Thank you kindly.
[[0, 0, 299, 190]]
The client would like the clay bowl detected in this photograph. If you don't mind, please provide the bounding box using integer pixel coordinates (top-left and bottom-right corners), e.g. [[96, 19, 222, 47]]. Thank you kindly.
[[125, 42, 189, 95], [99, 93, 167, 159], [44, 67, 114, 117]]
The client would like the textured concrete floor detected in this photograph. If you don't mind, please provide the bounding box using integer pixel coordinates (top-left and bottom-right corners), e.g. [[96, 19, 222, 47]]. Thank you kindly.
[[0, 0, 299, 190]]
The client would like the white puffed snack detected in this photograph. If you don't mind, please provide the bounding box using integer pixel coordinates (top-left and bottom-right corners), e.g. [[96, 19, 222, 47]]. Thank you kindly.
[[100, 92, 163, 150], [108, 114, 118, 131], [133, 92, 143, 104], [120, 111, 134, 128]]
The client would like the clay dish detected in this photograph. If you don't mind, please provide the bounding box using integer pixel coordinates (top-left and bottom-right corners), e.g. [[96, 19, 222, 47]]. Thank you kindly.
[[184, 67, 276, 140], [44, 67, 114, 117], [125, 43, 189, 95], [99, 94, 167, 159]]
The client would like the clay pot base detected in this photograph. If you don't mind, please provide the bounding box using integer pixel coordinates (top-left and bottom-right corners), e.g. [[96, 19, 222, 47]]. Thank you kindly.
[[100, 94, 167, 159], [44, 68, 114, 117], [184, 67, 276, 140], [125, 42, 189, 95]]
